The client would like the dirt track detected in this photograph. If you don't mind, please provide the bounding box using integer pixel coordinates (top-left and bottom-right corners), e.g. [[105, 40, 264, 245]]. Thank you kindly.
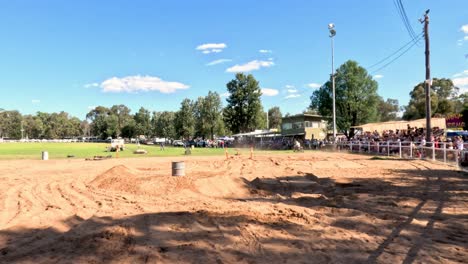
[[0, 152, 467, 263]]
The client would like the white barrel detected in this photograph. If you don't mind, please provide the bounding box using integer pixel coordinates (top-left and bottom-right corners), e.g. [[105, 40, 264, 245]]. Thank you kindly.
[[42, 151, 49, 160], [172, 161, 185, 176]]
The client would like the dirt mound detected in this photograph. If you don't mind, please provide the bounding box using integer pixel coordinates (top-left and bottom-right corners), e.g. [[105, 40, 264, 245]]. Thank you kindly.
[[90, 165, 141, 194]]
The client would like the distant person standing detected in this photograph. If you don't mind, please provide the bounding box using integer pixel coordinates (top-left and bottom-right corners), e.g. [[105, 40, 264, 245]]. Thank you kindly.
[[456, 136, 464, 150]]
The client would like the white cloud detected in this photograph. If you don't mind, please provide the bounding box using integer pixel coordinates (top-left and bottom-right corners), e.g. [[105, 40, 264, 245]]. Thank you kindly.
[[285, 85, 295, 89], [206, 59, 232, 66], [99, 75, 189, 93], [307, 83, 321, 89], [84, 82, 99, 88], [287, 89, 298, 93], [261, 88, 279, 96], [31, 99, 40, 104], [285, 94, 301, 99], [220, 92, 231, 97], [259, 49, 272, 53], [461, 24, 468, 34], [226, 60, 274, 73], [87, 106, 96, 110], [373, 74, 384, 79], [453, 69, 468, 92], [453, 70, 468, 78], [196, 43, 227, 54], [453, 77, 468, 90]]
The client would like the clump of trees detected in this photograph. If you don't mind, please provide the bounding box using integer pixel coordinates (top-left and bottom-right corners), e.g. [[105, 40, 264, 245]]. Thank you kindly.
[[0, 111, 82, 139], [402, 78, 467, 120], [310, 60, 468, 138]]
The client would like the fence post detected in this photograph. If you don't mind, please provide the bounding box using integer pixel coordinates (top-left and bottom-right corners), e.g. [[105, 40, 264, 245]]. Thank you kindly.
[[350, 142, 353, 153], [399, 141, 402, 158], [443, 142, 446, 163], [368, 142, 371, 154], [432, 142, 435, 161], [456, 149, 459, 165], [387, 141, 390, 156], [377, 142, 379, 154], [410, 142, 413, 158], [358, 141, 361, 153]]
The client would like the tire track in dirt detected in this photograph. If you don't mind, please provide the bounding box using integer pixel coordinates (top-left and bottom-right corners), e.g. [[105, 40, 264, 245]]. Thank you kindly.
[[0, 186, 22, 228]]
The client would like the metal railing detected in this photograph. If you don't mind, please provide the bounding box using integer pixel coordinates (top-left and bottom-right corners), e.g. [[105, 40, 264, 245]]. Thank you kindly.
[[328, 141, 465, 165]]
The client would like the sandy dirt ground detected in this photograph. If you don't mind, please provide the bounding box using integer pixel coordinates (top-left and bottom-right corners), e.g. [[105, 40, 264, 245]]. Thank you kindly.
[[0, 152, 467, 264]]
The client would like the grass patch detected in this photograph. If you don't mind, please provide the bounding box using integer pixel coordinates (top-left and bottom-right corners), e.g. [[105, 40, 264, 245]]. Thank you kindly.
[[0, 143, 294, 160]]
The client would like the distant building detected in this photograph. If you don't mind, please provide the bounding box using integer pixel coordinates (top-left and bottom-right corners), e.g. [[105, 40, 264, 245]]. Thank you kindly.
[[281, 114, 327, 140]]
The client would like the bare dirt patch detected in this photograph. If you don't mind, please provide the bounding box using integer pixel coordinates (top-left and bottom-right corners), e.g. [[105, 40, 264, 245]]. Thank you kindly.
[[0, 152, 466, 263]]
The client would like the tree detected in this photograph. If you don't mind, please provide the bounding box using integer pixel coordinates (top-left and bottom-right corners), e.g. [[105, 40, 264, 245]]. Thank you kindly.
[[310, 60, 380, 138], [194, 91, 224, 139], [134, 107, 152, 137], [268, 107, 282, 130], [110, 105, 132, 137], [86, 106, 113, 139], [174, 99, 195, 139], [0, 110, 22, 138], [453, 92, 468, 113], [121, 119, 137, 139], [376, 97, 399, 122], [223, 73, 264, 134], [156, 111, 176, 139], [403, 78, 459, 120]]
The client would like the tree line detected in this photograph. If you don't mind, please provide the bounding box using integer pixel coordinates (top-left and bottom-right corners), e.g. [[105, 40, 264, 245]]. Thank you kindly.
[[310, 60, 468, 138], [4, 63, 462, 140], [0, 73, 283, 140]]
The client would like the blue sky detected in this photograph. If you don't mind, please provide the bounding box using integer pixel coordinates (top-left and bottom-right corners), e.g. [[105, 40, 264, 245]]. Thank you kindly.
[[0, 0, 467, 119]]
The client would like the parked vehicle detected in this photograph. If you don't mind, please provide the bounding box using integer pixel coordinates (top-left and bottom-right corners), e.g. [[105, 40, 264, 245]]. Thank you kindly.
[[172, 140, 184, 147]]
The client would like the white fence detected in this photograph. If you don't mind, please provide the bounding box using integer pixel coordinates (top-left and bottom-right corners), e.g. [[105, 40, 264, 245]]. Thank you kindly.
[[332, 141, 466, 165]]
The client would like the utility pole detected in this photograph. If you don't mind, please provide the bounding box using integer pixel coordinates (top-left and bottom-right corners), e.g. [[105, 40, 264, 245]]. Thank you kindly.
[[422, 9, 431, 144], [266, 111, 269, 130]]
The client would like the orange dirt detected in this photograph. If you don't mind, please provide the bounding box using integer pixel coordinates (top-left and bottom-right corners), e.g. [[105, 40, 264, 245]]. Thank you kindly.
[[0, 152, 466, 263]]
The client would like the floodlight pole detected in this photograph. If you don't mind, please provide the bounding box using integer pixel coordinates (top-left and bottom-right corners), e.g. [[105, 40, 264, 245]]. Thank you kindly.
[[329, 24, 336, 142]]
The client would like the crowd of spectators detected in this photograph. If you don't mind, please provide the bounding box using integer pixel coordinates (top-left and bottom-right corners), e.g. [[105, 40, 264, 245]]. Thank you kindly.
[[339, 124, 468, 151]]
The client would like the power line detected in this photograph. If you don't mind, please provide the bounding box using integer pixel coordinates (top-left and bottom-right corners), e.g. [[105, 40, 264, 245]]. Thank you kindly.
[[394, 0, 420, 44], [398, 0, 419, 40], [371, 34, 423, 74], [367, 32, 423, 70]]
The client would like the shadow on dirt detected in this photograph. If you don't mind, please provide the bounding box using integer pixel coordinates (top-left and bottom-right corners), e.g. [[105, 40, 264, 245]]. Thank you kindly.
[[237, 167, 468, 263], [1, 210, 373, 263]]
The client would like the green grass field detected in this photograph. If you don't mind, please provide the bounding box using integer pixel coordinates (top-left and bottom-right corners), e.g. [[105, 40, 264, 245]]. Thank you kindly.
[[0, 143, 293, 160]]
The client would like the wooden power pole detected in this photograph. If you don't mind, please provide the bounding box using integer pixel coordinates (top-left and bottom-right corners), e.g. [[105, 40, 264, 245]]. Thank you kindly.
[[422, 9, 431, 144]]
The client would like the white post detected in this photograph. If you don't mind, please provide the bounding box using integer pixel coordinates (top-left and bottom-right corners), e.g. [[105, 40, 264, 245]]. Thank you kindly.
[[387, 141, 390, 156], [410, 142, 413, 158], [350, 142, 353, 153], [443, 142, 446, 163], [358, 141, 361, 153], [399, 141, 402, 158], [368, 142, 371, 154], [432, 142, 435, 161], [377, 142, 379, 154]]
